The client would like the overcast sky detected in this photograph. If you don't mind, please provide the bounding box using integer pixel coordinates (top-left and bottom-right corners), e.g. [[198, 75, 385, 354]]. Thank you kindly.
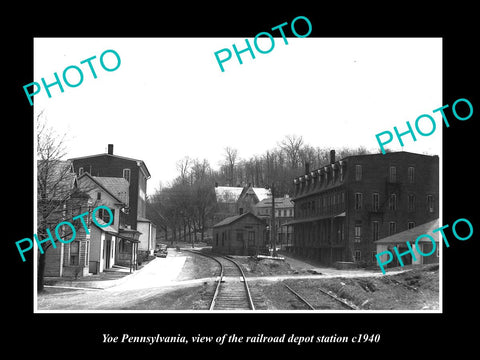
[[34, 37, 442, 196]]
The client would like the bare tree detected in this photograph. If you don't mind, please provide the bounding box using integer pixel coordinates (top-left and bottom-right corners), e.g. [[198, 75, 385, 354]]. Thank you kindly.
[[176, 156, 191, 184], [224, 147, 238, 186], [279, 134, 304, 169], [36, 112, 89, 291]]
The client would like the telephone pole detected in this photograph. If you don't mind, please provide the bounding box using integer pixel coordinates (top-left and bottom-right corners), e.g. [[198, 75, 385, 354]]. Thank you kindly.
[[270, 183, 277, 257]]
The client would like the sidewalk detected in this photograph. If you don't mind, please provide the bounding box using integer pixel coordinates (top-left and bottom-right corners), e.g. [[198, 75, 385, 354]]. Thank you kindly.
[[44, 264, 136, 290], [43, 250, 189, 291]]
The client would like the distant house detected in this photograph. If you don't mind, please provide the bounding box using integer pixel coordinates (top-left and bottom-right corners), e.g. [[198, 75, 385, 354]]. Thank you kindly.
[[254, 195, 294, 249], [214, 184, 271, 223], [212, 212, 267, 255], [213, 185, 244, 223], [375, 218, 440, 268], [237, 185, 270, 215]]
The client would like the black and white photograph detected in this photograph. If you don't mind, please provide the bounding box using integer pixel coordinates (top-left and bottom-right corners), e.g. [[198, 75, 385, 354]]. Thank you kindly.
[[8, 6, 478, 355], [32, 37, 442, 312]]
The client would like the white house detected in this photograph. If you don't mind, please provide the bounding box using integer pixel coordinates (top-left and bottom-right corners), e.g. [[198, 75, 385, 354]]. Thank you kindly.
[[137, 216, 157, 256]]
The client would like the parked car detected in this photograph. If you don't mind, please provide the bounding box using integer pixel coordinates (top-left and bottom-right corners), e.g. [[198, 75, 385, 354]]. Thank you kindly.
[[155, 244, 168, 258]]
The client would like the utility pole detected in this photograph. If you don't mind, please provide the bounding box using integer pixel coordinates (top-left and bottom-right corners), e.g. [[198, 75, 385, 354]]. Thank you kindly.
[[271, 183, 277, 257]]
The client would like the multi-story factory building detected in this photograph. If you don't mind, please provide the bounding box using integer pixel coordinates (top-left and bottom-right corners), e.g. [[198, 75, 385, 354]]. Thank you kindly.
[[288, 150, 439, 266]]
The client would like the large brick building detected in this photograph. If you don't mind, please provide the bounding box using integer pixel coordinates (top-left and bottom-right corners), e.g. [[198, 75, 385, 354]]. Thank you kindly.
[[70, 144, 156, 259], [70, 144, 150, 231], [288, 151, 439, 266]]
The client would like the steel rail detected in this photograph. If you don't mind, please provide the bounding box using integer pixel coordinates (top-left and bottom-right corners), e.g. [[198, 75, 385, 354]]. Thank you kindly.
[[184, 249, 255, 310], [283, 283, 315, 310], [222, 255, 255, 311]]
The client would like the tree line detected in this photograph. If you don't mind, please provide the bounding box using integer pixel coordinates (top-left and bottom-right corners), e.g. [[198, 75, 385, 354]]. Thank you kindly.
[[147, 135, 372, 245]]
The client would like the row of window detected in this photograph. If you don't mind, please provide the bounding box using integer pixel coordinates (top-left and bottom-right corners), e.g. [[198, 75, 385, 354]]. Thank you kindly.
[[295, 164, 344, 190], [355, 165, 415, 183], [297, 191, 346, 218], [215, 230, 257, 247], [296, 164, 416, 194], [298, 191, 435, 218], [78, 167, 131, 183], [353, 246, 439, 262], [354, 220, 416, 243], [259, 208, 294, 217], [354, 192, 435, 213]]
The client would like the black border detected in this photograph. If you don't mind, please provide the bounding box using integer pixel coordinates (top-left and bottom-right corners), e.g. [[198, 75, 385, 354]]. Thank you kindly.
[[8, 5, 478, 355]]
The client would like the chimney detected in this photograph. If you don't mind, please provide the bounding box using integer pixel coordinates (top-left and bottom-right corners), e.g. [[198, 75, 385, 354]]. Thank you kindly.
[[330, 149, 335, 164], [305, 161, 310, 175], [107, 144, 114, 155]]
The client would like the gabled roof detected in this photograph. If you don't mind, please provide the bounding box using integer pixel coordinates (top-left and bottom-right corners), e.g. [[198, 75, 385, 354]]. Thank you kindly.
[[92, 176, 129, 205], [256, 196, 294, 209], [375, 219, 440, 244], [77, 172, 128, 205], [213, 211, 265, 228]]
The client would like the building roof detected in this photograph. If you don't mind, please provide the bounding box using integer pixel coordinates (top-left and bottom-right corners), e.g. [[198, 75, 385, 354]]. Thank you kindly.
[[77, 172, 128, 205], [213, 212, 264, 228], [256, 195, 294, 209], [250, 187, 270, 202], [92, 176, 129, 205], [375, 219, 440, 244], [215, 186, 244, 203], [69, 152, 151, 179]]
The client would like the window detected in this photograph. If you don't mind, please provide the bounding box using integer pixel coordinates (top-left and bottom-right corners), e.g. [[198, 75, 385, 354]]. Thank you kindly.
[[355, 165, 362, 181], [221, 232, 225, 246], [408, 166, 415, 183], [123, 168, 131, 183], [355, 250, 361, 262], [354, 223, 362, 243], [427, 195, 435, 213], [389, 166, 397, 182], [372, 193, 379, 212], [408, 221, 415, 229], [389, 193, 397, 211], [389, 222, 397, 235], [408, 194, 416, 211], [372, 221, 379, 241], [355, 193, 363, 210], [236, 231, 244, 244], [97, 207, 113, 225], [70, 241, 79, 266], [215, 234, 219, 246], [79, 167, 84, 176], [248, 231, 255, 246], [96, 192, 102, 200]]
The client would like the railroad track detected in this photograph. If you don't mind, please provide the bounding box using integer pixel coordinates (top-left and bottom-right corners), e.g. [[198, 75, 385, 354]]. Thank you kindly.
[[185, 250, 255, 311], [283, 282, 358, 310]]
